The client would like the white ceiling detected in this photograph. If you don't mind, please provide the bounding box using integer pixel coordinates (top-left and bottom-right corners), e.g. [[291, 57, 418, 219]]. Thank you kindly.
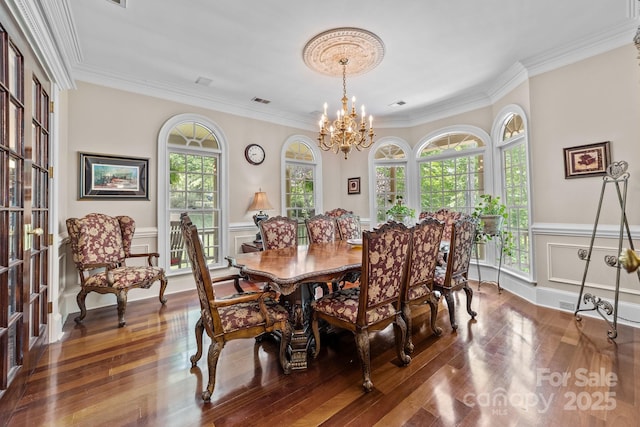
[[63, 0, 639, 129]]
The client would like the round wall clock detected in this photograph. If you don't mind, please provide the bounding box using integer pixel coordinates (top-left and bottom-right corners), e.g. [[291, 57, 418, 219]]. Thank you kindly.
[[244, 144, 265, 165]]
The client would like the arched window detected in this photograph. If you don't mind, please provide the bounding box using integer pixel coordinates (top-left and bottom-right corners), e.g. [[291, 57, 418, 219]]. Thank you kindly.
[[281, 135, 322, 244], [158, 114, 228, 273], [368, 138, 413, 224], [415, 126, 491, 214], [494, 106, 531, 275]]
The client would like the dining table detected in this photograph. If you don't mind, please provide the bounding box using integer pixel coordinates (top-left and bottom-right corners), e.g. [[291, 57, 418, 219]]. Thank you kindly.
[[226, 240, 363, 370]]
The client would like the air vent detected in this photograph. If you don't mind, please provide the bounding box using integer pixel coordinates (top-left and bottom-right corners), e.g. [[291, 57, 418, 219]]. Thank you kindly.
[[389, 100, 406, 107], [106, 0, 127, 7], [252, 97, 271, 104], [195, 77, 213, 86]]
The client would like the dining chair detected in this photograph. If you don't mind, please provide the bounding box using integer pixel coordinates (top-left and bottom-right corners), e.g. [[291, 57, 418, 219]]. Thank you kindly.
[[180, 213, 292, 401], [259, 215, 298, 250], [311, 221, 412, 392], [66, 213, 168, 327], [402, 217, 445, 353], [432, 214, 478, 331], [305, 214, 337, 243], [335, 213, 362, 241], [419, 208, 462, 266], [324, 207, 353, 218]]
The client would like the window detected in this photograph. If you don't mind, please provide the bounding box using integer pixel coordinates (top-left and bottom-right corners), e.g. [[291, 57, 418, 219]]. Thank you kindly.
[[369, 138, 412, 224], [415, 127, 491, 215], [281, 136, 322, 245], [495, 107, 531, 274], [158, 114, 227, 272]]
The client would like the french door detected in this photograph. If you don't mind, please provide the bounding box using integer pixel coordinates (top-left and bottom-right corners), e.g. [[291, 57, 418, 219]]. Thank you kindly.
[[0, 24, 50, 418]]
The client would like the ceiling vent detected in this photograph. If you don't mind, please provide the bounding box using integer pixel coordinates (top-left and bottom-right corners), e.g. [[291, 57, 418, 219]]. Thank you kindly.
[[195, 77, 213, 86], [389, 100, 406, 107], [252, 97, 271, 104], [106, 0, 127, 8]]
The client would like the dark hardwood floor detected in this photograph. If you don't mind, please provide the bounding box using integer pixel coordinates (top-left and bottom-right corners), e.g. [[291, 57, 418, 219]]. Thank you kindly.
[[5, 281, 640, 427]]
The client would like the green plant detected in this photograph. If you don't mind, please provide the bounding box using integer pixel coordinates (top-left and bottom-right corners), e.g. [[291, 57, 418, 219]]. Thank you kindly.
[[386, 197, 415, 220], [472, 195, 515, 257]]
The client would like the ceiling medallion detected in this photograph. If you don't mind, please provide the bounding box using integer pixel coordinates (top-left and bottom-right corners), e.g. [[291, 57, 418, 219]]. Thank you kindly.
[[302, 27, 385, 77]]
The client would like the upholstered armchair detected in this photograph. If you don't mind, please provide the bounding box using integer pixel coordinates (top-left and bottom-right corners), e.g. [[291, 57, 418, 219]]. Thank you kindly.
[[180, 213, 292, 401], [432, 214, 478, 331], [259, 215, 298, 250], [402, 218, 445, 353], [311, 221, 412, 392], [66, 213, 168, 327]]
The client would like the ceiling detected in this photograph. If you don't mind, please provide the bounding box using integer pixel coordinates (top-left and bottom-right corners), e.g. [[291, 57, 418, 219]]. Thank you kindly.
[[62, 0, 639, 130]]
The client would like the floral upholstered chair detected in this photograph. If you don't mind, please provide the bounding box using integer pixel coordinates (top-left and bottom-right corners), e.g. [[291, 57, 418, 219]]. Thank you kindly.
[[419, 208, 463, 266], [305, 214, 337, 243], [311, 221, 412, 392], [324, 207, 352, 218], [66, 213, 168, 327], [180, 213, 292, 401], [401, 217, 445, 353], [432, 214, 478, 331], [335, 213, 362, 241], [259, 216, 298, 250]]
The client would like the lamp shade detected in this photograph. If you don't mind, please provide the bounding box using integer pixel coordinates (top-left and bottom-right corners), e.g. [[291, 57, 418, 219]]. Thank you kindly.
[[248, 191, 273, 212]]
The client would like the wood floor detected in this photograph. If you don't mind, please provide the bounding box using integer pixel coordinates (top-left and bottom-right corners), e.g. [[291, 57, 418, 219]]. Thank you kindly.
[[5, 281, 640, 427]]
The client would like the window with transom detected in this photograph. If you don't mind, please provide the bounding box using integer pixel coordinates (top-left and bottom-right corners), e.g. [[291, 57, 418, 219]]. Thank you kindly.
[[371, 140, 411, 224]]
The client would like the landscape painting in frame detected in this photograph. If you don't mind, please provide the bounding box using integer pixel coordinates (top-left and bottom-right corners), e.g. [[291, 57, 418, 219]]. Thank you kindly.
[[563, 141, 611, 179], [79, 152, 149, 199]]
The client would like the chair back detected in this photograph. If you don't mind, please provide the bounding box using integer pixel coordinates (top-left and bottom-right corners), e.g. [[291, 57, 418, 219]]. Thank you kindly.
[[419, 208, 462, 242], [335, 213, 361, 241], [259, 215, 298, 250], [66, 213, 132, 269], [305, 214, 336, 243], [405, 218, 445, 300], [358, 222, 411, 325], [169, 220, 185, 267], [445, 214, 477, 281], [180, 213, 218, 337], [325, 208, 352, 218]]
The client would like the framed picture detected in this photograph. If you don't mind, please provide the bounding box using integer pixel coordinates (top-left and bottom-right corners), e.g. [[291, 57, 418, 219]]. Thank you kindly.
[[347, 177, 360, 195], [563, 141, 611, 179], [79, 152, 149, 199]]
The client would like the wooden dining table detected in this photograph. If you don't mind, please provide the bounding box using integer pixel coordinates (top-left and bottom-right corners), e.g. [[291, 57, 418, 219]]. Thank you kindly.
[[226, 240, 363, 370]]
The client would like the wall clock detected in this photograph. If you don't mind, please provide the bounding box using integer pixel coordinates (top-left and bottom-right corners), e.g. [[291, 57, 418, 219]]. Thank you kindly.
[[244, 144, 265, 165]]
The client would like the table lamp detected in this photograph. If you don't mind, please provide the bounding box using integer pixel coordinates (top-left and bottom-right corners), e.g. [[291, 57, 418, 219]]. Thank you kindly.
[[248, 190, 274, 243]]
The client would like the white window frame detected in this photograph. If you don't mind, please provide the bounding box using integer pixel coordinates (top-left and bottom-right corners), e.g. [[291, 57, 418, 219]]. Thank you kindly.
[[492, 104, 533, 279], [157, 113, 229, 274]]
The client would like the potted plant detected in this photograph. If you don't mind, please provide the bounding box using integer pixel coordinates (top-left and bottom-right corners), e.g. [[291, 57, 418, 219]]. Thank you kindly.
[[386, 196, 415, 225], [472, 194, 515, 257]]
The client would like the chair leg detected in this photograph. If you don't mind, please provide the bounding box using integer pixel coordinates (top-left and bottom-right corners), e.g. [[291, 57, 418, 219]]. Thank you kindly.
[[190, 317, 204, 366], [279, 321, 292, 375], [116, 289, 128, 327], [311, 313, 321, 358], [427, 294, 443, 336], [393, 313, 411, 366], [202, 339, 223, 402], [158, 276, 168, 304], [74, 289, 88, 323], [354, 329, 373, 392], [463, 283, 477, 319], [401, 304, 414, 354], [442, 289, 458, 331]]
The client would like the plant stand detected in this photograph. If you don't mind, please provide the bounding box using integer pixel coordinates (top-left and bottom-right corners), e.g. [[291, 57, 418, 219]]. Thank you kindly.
[[574, 161, 639, 339], [475, 231, 504, 294]]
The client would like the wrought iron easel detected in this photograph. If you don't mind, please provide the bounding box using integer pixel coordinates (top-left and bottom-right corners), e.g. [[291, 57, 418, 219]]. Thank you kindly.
[[574, 161, 640, 339]]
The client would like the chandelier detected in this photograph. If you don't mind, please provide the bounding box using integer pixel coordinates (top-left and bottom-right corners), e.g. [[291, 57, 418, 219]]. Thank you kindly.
[[303, 27, 385, 159], [317, 58, 374, 159]]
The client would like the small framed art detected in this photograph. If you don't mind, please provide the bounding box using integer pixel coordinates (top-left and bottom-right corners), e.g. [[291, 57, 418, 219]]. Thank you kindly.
[[563, 141, 611, 179], [79, 152, 149, 199], [347, 177, 361, 195]]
